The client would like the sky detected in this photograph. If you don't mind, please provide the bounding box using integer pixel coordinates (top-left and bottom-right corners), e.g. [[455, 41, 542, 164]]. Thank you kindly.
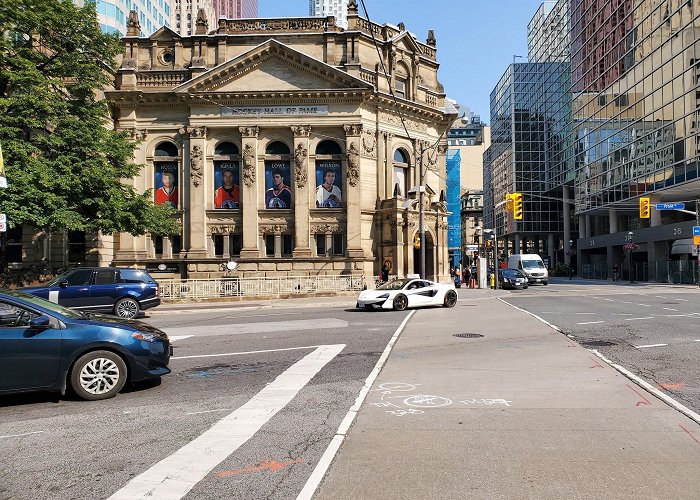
[[259, 0, 545, 123]]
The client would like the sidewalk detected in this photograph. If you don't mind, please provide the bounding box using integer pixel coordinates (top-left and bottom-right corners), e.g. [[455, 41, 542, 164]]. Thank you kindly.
[[313, 292, 700, 499]]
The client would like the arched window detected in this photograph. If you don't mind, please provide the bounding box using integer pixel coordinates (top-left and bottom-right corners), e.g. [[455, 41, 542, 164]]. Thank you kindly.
[[153, 141, 179, 209], [265, 141, 290, 155], [315, 140, 342, 155], [392, 148, 410, 198], [315, 140, 343, 209], [213, 142, 240, 210]]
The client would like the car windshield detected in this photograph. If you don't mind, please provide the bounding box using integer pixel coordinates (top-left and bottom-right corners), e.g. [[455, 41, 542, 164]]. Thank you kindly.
[[501, 269, 525, 278], [377, 279, 410, 290], [521, 260, 543, 269], [1, 289, 84, 319]]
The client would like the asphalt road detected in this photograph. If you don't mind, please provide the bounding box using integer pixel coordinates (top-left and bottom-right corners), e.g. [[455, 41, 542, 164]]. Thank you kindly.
[[0, 302, 409, 500], [501, 281, 700, 414]]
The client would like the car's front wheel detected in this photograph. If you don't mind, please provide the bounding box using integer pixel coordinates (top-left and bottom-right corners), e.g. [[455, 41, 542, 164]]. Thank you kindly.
[[70, 350, 127, 401], [114, 297, 139, 319], [443, 290, 458, 307], [393, 294, 408, 311]]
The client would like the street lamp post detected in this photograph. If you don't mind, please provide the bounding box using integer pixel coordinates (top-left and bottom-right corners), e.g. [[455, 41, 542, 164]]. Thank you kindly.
[[568, 239, 574, 279], [628, 231, 634, 283]]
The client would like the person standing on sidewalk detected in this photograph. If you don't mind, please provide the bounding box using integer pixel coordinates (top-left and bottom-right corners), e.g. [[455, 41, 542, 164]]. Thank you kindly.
[[612, 263, 619, 282]]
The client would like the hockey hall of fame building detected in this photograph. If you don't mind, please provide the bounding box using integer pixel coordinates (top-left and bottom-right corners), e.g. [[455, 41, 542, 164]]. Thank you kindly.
[[108, 2, 456, 282]]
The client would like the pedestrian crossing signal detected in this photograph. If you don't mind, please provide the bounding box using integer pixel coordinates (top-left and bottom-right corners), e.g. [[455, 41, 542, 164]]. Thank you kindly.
[[639, 197, 650, 218], [512, 192, 523, 220]]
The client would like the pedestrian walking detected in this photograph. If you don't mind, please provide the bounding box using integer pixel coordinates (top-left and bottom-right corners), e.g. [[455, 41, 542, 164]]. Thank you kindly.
[[612, 264, 619, 282]]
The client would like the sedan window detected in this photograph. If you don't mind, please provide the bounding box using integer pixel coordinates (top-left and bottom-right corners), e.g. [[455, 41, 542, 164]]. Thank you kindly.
[[0, 302, 40, 328]]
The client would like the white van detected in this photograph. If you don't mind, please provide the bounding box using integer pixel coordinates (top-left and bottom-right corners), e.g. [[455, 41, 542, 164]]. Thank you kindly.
[[507, 254, 549, 285]]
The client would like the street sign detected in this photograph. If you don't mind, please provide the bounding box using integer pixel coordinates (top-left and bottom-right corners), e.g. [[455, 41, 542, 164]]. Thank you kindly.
[[0, 222, 6, 232], [0, 177, 6, 188], [0, 214, 5, 223], [655, 203, 685, 210], [693, 226, 700, 236]]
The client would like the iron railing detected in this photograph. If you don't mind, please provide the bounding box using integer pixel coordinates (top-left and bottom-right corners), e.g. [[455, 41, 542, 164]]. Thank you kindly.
[[158, 275, 366, 300]]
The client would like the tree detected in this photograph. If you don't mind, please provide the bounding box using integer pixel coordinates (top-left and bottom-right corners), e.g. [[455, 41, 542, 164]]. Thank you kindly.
[[0, 0, 178, 271]]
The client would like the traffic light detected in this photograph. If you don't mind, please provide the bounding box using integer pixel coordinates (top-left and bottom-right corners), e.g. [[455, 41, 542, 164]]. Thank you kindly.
[[639, 197, 650, 218], [512, 192, 523, 220], [413, 234, 420, 249], [505, 193, 513, 212]]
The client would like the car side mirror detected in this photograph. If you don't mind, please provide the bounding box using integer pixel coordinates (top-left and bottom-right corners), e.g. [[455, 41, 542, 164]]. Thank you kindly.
[[29, 315, 51, 330], [59, 280, 69, 288]]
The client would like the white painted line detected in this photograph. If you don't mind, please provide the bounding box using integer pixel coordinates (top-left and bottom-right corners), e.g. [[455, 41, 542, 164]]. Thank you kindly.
[[662, 308, 679, 311], [169, 335, 193, 342], [603, 298, 615, 302], [637, 304, 651, 307], [108, 344, 345, 500], [676, 298, 690, 302], [575, 312, 596, 315], [611, 313, 634, 316], [625, 317, 654, 321], [297, 311, 416, 500], [694, 340, 700, 342], [589, 350, 700, 425], [577, 321, 605, 325], [498, 298, 561, 332], [0, 431, 46, 439], [541, 311, 561, 314], [635, 343, 668, 349], [622, 301, 632, 304], [171, 345, 320, 360]]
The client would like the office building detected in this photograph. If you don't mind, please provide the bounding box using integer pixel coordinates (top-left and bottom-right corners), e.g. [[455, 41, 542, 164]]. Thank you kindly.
[[213, 0, 257, 20], [309, 0, 348, 29], [79, 0, 172, 36], [172, 0, 216, 36]]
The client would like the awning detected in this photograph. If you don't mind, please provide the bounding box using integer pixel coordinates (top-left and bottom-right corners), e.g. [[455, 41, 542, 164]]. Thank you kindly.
[[671, 238, 699, 256]]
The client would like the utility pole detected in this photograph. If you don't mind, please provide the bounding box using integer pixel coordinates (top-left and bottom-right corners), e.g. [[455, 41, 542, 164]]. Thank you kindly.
[[418, 141, 425, 279], [696, 197, 699, 287]]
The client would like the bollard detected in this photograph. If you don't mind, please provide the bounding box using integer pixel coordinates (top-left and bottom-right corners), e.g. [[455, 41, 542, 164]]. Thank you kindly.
[[490, 273, 495, 289]]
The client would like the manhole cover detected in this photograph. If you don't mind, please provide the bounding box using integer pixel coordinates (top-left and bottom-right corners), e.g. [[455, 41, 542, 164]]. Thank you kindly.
[[453, 333, 484, 339], [580, 340, 616, 347]]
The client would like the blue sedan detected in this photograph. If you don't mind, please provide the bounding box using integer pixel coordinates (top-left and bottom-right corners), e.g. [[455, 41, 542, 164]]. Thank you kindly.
[[0, 289, 171, 401]]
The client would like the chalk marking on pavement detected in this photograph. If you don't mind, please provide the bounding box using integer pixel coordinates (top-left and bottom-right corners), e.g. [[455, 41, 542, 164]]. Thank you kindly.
[[635, 343, 668, 349], [498, 298, 561, 332], [625, 317, 654, 321], [108, 343, 345, 500], [169, 335, 193, 342], [297, 311, 416, 500], [0, 431, 46, 439], [590, 350, 700, 425], [171, 345, 321, 360], [663, 307, 679, 311], [577, 321, 605, 325], [678, 423, 700, 445]]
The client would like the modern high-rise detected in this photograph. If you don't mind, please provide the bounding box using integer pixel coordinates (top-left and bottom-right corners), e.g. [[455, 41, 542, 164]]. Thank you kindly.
[[172, 0, 216, 36], [77, 0, 172, 36], [485, 0, 700, 283], [309, 0, 348, 29], [213, 0, 257, 20]]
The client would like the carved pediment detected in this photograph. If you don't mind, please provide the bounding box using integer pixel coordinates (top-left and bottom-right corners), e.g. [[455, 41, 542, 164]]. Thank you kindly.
[[390, 31, 421, 55], [149, 26, 182, 41], [174, 39, 373, 94]]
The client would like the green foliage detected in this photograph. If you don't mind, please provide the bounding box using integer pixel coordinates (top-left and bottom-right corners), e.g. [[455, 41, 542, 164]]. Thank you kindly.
[[553, 261, 572, 277], [0, 0, 178, 236]]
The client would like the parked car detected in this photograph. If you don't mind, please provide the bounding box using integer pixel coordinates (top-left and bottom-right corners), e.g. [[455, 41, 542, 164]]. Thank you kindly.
[[357, 278, 458, 311], [498, 268, 529, 290], [0, 289, 171, 400], [22, 267, 160, 319]]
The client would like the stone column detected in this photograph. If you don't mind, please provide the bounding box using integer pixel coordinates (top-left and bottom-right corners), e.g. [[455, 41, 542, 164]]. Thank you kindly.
[[648, 194, 661, 227], [514, 233, 521, 254], [115, 128, 148, 261], [186, 126, 208, 258], [547, 233, 554, 268], [344, 124, 364, 258], [291, 125, 312, 257], [579, 215, 586, 239], [609, 207, 619, 234], [239, 126, 260, 258]]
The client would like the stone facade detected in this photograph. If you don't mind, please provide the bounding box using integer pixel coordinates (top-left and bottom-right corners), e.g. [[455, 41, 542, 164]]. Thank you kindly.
[[106, 3, 455, 283]]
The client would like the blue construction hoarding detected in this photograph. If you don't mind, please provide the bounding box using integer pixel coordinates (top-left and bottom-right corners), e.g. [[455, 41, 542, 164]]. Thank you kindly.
[[446, 149, 461, 267]]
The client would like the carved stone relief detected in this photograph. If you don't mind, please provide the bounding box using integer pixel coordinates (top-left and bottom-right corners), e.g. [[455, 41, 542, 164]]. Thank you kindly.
[[190, 145, 204, 187], [343, 124, 362, 136], [208, 224, 238, 235], [258, 224, 287, 235], [311, 223, 340, 233], [378, 112, 427, 132], [242, 143, 256, 187], [129, 128, 147, 141], [189, 126, 206, 138], [290, 125, 311, 137], [347, 142, 360, 187], [239, 126, 259, 138], [293, 142, 308, 189], [361, 131, 376, 158]]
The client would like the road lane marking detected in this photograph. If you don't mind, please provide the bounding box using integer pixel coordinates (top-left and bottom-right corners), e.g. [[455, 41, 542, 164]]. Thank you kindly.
[[169, 335, 193, 342], [622, 301, 632, 304], [185, 408, 234, 415], [635, 343, 668, 349], [0, 431, 46, 439], [655, 296, 667, 299], [676, 298, 690, 302], [108, 344, 345, 500], [163, 318, 348, 337], [611, 313, 634, 316], [603, 298, 615, 302], [577, 321, 605, 325], [590, 350, 700, 425], [637, 304, 651, 307], [576, 312, 596, 315], [298, 311, 416, 500], [171, 345, 321, 360], [625, 317, 654, 321], [662, 308, 679, 311]]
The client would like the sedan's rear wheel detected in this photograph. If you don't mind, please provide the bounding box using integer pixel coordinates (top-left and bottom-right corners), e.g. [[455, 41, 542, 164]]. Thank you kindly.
[[70, 350, 127, 400], [114, 297, 139, 319], [443, 290, 458, 308], [393, 294, 408, 311]]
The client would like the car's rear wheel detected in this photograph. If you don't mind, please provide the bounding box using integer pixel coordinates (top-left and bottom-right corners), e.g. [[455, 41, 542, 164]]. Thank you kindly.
[[443, 290, 458, 308], [114, 297, 139, 319], [393, 294, 408, 311], [70, 350, 127, 401]]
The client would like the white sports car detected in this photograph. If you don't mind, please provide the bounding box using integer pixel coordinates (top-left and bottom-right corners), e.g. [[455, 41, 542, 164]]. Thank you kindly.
[[356, 278, 458, 311]]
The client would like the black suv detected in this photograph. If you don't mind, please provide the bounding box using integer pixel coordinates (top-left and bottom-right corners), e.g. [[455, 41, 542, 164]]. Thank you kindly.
[[22, 268, 160, 319]]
